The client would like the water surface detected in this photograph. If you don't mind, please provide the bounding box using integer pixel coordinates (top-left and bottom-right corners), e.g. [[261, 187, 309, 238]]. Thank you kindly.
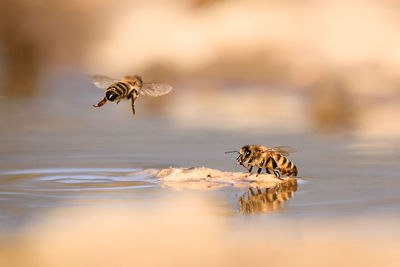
[[1, 80, 399, 231]]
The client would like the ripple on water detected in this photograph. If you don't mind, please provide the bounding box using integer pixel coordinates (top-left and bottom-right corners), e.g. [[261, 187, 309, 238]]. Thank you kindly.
[[0, 168, 158, 193]]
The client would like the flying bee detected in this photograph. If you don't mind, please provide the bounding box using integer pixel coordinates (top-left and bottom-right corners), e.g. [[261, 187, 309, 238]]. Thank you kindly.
[[91, 75, 173, 116], [225, 145, 298, 178]]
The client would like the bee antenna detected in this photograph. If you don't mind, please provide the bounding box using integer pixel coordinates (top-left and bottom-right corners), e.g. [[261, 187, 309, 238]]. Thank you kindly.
[[225, 150, 240, 154]]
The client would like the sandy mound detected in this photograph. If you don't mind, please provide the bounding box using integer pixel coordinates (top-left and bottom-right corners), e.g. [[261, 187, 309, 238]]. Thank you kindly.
[[156, 167, 297, 190]]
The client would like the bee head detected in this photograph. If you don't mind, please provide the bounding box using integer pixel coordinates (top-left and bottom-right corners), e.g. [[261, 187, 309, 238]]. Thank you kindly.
[[240, 145, 252, 162], [106, 91, 118, 101]]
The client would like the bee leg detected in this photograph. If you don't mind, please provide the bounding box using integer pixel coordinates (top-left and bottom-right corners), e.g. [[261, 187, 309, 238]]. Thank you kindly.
[[270, 157, 278, 169], [247, 165, 253, 174], [256, 168, 262, 177], [130, 96, 136, 116], [268, 157, 283, 180], [274, 170, 283, 180], [237, 160, 245, 167], [93, 97, 107, 107], [264, 158, 274, 175]]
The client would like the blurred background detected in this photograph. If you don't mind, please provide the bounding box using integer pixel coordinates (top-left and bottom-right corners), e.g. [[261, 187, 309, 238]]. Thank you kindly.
[[1, 0, 400, 266], [1, 0, 400, 137]]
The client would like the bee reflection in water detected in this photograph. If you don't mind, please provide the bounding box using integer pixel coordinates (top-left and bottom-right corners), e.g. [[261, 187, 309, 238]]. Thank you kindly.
[[239, 181, 298, 214]]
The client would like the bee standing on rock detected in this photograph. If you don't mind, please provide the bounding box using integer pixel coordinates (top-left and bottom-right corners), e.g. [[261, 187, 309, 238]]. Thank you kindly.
[[92, 75, 173, 116], [225, 145, 298, 178]]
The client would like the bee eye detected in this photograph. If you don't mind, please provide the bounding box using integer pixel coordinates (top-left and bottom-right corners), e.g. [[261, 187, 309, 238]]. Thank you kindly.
[[245, 151, 250, 157]]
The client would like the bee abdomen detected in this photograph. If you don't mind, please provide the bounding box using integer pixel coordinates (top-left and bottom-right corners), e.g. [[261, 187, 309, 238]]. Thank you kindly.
[[107, 82, 129, 98], [290, 165, 298, 176], [272, 153, 297, 177], [114, 82, 130, 97], [281, 164, 297, 176]]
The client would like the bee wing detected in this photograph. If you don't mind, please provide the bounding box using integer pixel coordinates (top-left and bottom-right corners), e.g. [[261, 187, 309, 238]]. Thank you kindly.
[[91, 75, 119, 89], [264, 146, 297, 156], [140, 83, 173, 97]]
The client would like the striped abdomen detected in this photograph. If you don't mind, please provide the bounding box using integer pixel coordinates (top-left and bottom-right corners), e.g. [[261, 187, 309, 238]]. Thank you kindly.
[[106, 81, 131, 99], [271, 153, 298, 176]]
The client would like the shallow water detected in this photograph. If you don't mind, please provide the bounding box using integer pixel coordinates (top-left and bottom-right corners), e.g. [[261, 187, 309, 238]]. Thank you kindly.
[[1, 79, 400, 232]]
